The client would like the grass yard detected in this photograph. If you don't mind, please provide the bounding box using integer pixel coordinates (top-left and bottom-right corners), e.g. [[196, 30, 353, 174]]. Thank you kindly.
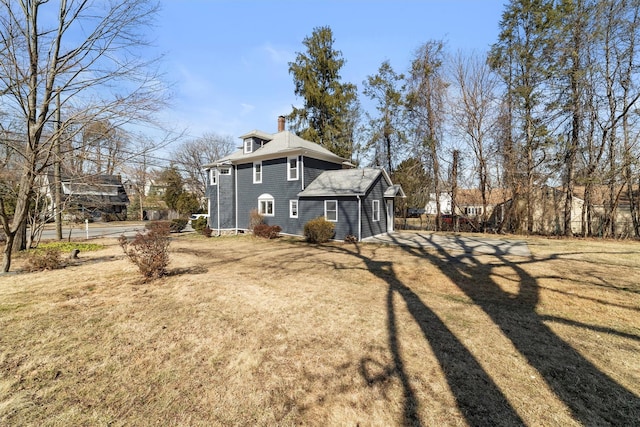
[[0, 232, 639, 426]]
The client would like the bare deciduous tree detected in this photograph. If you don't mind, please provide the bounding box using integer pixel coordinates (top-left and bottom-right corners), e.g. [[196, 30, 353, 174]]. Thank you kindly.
[[0, 0, 167, 272], [171, 132, 235, 200], [406, 40, 448, 231], [450, 51, 499, 230]]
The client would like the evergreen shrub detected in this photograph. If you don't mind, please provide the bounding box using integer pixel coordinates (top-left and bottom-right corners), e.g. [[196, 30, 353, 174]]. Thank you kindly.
[[304, 217, 335, 243]]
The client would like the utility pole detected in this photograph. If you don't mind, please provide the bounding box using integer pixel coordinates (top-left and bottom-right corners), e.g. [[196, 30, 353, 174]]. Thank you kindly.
[[452, 150, 459, 232], [54, 89, 63, 240]]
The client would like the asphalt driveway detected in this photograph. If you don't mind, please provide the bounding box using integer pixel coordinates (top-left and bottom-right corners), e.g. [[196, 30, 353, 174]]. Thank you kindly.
[[363, 231, 531, 257]]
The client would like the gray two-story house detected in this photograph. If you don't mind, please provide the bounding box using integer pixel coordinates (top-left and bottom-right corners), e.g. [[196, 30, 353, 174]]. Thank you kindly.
[[204, 121, 404, 241]]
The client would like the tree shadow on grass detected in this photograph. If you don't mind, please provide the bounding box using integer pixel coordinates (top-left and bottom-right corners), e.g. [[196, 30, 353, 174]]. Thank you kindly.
[[383, 233, 640, 425], [326, 242, 526, 427]]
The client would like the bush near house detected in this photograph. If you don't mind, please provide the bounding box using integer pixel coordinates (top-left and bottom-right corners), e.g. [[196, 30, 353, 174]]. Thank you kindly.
[[192, 217, 208, 233], [249, 209, 264, 231], [253, 223, 282, 239], [304, 217, 335, 243]]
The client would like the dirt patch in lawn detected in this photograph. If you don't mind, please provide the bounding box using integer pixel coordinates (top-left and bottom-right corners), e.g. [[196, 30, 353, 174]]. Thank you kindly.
[[1, 233, 639, 426]]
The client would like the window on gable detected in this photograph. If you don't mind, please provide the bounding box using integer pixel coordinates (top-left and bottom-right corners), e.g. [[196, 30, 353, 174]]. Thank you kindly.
[[290, 200, 298, 218], [258, 193, 274, 216], [325, 200, 338, 222], [209, 169, 217, 186], [372, 200, 380, 222], [288, 156, 299, 181], [253, 161, 262, 183], [244, 138, 253, 154]]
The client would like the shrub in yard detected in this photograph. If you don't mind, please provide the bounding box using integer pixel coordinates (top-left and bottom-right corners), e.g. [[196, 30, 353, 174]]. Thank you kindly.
[[249, 208, 264, 231], [24, 248, 63, 272], [145, 220, 170, 231], [201, 226, 213, 237], [144, 219, 186, 233], [344, 234, 358, 244], [170, 218, 188, 232], [304, 217, 335, 243], [192, 217, 208, 233], [253, 223, 282, 239], [119, 223, 171, 279]]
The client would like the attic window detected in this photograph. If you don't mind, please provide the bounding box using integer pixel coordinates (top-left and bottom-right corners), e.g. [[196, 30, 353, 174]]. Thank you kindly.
[[220, 167, 231, 175], [288, 156, 299, 181], [244, 138, 253, 154]]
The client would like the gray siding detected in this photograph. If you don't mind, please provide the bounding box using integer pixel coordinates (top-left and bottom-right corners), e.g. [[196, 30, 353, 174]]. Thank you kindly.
[[236, 157, 306, 233], [298, 197, 360, 240], [207, 168, 236, 230], [360, 175, 388, 239], [303, 157, 342, 187]]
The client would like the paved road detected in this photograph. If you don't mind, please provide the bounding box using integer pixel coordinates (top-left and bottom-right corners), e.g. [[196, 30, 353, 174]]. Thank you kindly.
[[363, 231, 531, 257]]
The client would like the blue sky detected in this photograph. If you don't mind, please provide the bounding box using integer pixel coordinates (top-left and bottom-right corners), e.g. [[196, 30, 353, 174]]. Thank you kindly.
[[154, 1, 506, 142]]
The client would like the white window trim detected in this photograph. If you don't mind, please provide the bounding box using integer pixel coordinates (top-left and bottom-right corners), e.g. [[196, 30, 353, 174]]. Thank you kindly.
[[325, 200, 338, 222], [209, 169, 217, 186], [290, 200, 298, 218], [244, 138, 253, 154], [220, 167, 231, 175], [372, 200, 380, 222], [253, 161, 262, 184], [258, 193, 274, 217], [287, 156, 299, 181]]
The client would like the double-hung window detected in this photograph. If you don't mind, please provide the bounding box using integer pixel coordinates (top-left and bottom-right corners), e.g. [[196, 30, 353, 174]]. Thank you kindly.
[[253, 161, 262, 183], [258, 193, 274, 216], [209, 169, 217, 186], [372, 200, 380, 221], [325, 200, 338, 222], [244, 138, 253, 154], [290, 200, 298, 218], [288, 156, 299, 181]]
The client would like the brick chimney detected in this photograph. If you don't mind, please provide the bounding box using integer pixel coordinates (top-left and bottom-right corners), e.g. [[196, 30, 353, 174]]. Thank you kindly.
[[278, 115, 286, 132]]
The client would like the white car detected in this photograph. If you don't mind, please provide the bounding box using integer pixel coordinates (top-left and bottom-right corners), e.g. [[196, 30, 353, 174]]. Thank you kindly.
[[189, 214, 209, 220]]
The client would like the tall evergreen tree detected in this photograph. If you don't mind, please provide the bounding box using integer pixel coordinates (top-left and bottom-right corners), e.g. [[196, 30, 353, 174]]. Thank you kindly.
[[363, 61, 406, 173], [288, 26, 358, 159], [161, 166, 184, 212]]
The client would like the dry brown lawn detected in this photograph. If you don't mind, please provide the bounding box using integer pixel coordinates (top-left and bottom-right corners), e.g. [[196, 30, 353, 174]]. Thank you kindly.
[[0, 232, 639, 426]]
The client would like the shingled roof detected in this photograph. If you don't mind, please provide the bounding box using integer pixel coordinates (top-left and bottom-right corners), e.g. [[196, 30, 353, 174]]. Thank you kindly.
[[208, 130, 346, 166], [298, 168, 404, 198]]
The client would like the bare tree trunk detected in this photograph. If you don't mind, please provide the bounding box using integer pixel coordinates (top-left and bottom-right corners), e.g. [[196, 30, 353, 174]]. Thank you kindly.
[[452, 150, 459, 232], [55, 90, 63, 240]]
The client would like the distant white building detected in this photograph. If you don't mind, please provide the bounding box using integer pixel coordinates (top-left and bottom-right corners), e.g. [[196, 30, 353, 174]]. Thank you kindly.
[[425, 193, 452, 215]]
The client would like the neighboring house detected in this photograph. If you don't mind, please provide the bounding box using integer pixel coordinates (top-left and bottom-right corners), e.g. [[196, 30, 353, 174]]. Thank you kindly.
[[204, 120, 404, 241], [488, 186, 584, 234], [144, 178, 168, 197], [425, 193, 452, 215], [424, 189, 509, 219], [41, 174, 130, 221]]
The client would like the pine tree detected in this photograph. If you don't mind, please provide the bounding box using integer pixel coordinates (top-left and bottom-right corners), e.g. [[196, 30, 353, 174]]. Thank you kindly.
[[363, 60, 406, 173], [288, 26, 358, 159]]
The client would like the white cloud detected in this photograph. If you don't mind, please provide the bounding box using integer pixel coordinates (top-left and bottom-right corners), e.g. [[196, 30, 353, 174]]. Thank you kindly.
[[262, 43, 293, 65]]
